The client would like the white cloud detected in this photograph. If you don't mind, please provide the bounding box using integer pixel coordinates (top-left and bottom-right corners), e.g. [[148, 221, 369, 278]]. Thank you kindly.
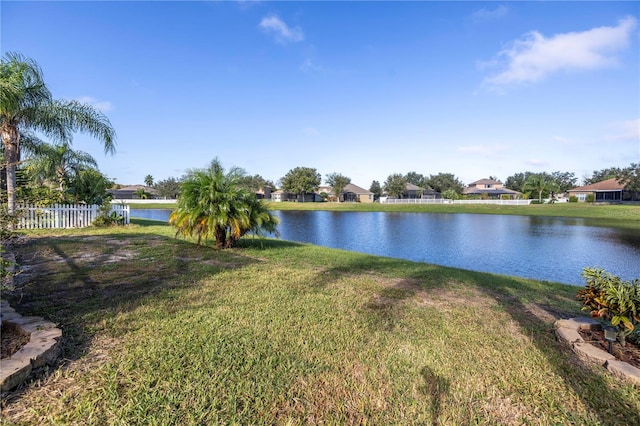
[[482, 16, 637, 90], [259, 14, 304, 44], [300, 58, 324, 74], [606, 118, 640, 141], [76, 96, 113, 113], [471, 5, 508, 23]]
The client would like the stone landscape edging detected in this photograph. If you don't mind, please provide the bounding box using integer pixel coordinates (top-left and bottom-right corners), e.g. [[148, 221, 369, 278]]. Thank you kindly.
[[555, 317, 640, 386], [1, 300, 62, 392]]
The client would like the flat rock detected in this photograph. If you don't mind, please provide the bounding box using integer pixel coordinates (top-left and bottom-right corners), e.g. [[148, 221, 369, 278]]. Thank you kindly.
[[606, 360, 640, 386], [0, 358, 33, 392], [555, 317, 601, 330], [573, 342, 616, 364], [555, 327, 583, 344]]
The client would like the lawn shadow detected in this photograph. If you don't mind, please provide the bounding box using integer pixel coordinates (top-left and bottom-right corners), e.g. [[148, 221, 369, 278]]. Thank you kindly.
[[293, 252, 639, 424], [418, 366, 450, 426], [467, 272, 640, 425], [2, 230, 261, 398]]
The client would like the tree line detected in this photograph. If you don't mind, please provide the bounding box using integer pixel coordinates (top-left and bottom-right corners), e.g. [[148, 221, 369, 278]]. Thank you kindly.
[[3, 51, 638, 211], [149, 163, 639, 202]]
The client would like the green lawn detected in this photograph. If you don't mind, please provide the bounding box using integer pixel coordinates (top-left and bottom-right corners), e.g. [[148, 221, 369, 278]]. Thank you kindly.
[[2, 221, 638, 425], [266, 201, 640, 222], [128, 201, 640, 226]]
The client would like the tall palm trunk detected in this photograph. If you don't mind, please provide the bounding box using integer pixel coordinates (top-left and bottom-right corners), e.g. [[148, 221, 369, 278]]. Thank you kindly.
[[1, 124, 20, 215]]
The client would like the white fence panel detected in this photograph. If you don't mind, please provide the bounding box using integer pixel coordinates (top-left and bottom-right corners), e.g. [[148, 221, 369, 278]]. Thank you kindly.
[[16, 204, 130, 229], [380, 198, 532, 206]]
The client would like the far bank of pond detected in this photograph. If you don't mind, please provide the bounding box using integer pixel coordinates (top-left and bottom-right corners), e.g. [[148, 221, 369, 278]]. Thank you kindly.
[[131, 209, 640, 286]]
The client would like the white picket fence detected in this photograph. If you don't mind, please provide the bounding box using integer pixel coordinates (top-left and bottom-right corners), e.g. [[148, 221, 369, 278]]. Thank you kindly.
[[15, 204, 130, 229], [380, 198, 532, 205]]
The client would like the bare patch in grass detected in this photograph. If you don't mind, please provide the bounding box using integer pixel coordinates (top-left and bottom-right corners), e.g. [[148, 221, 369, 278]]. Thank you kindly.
[[276, 360, 390, 423], [478, 394, 532, 425]]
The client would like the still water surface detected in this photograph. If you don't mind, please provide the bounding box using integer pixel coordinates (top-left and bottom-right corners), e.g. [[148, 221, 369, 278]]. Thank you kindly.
[[131, 209, 640, 285]]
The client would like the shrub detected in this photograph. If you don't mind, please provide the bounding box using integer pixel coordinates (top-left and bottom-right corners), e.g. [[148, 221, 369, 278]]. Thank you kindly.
[[577, 268, 640, 345], [442, 189, 460, 200], [569, 196, 578, 203], [92, 202, 124, 227], [586, 193, 595, 203]]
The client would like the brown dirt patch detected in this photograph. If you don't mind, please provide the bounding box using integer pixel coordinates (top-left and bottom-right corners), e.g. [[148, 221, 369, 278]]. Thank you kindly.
[[578, 328, 640, 369], [1, 322, 30, 358]]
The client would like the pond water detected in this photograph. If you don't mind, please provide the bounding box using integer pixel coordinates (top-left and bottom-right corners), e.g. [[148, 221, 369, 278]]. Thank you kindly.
[[131, 209, 640, 286]]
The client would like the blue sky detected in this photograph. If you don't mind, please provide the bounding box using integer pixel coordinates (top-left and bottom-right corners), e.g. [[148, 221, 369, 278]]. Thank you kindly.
[[2, 1, 639, 188]]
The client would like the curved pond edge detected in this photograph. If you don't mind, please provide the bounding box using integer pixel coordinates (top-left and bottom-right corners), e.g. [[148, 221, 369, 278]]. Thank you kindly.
[[555, 317, 640, 386]]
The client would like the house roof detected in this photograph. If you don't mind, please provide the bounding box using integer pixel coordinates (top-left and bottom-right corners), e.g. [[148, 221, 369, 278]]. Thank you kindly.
[[343, 183, 373, 195], [405, 183, 424, 191], [469, 178, 502, 186], [567, 178, 625, 192], [110, 185, 158, 194]]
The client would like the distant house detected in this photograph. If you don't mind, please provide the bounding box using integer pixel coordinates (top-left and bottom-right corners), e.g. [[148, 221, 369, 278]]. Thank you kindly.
[[339, 183, 374, 203], [385, 183, 440, 200], [566, 178, 626, 202], [109, 185, 158, 200], [271, 190, 321, 202], [271, 190, 294, 202], [256, 186, 272, 200], [463, 178, 520, 199]]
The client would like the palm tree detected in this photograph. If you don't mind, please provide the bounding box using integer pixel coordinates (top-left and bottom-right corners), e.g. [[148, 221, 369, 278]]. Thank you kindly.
[[134, 188, 149, 199], [524, 174, 558, 203], [144, 174, 154, 187], [25, 143, 98, 191], [1, 52, 115, 214], [169, 159, 279, 248]]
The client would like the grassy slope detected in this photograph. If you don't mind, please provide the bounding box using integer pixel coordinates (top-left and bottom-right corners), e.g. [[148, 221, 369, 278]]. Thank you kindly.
[[2, 222, 638, 425], [129, 201, 640, 226]]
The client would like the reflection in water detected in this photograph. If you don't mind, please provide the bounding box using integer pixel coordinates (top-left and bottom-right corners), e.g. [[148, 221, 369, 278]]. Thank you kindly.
[[131, 209, 640, 285]]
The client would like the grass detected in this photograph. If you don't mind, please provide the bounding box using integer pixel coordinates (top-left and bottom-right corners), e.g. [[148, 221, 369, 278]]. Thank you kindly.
[[128, 200, 640, 227], [266, 201, 640, 223], [2, 221, 639, 425]]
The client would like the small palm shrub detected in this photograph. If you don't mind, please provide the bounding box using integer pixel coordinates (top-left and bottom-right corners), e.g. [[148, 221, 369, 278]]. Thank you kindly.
[[577, 268, 640, 345], [170, 159, 279, 248]]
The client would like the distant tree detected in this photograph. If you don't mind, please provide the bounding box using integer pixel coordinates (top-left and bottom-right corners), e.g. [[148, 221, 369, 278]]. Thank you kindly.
[[619, 163, 640, 195], [325, 172, 351, 202], [369, 180, 382, 201], [241, 174, 274, 192], [154, 177, 182, 199], [524, 174, 558, 202], [488, 175, 500, 182], [550, 171, 577, 193], [425, 173, 465, 194], [384, 173, 407, 198], [584, 167, 623, 185], [134, 188, 150, 199], [405, 171, 426, 188], [170, 158, 278, 248], [280, 167, 321, 202], [144, 174, 154, 187], [1, 52, 116, 214], [504, 172, 533, 193], [441, 189, 460, 200]]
